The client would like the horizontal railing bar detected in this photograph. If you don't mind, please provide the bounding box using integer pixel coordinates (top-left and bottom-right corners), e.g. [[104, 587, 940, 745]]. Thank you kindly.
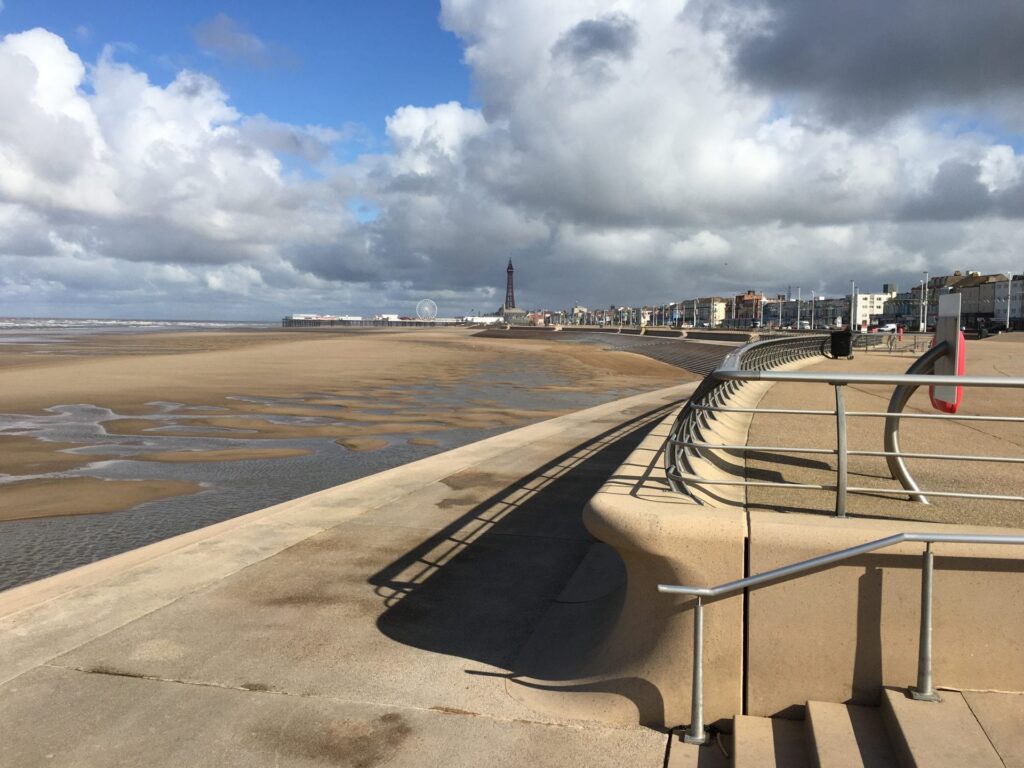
[[691, 405, 838, 416], [673, 440, 1024, 463], [847, 450, 1024, 463], [664, 471, 832, 491], [847, 412, 1024, 422], [846, 487, 1024, 501], [666, 470, 1024, 501], [717, 371, 1024, 387], [672, 439, 836, 455], [691, 403, 1024, 423], [658, 532, 1024, 599]]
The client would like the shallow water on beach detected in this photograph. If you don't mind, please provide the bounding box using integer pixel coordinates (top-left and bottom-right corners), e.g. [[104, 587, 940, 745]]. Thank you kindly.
[[0, 372, 643, 591]]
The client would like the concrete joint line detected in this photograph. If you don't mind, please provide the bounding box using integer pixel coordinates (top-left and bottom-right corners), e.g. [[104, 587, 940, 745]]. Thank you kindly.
[[961, 692, 1008, 764], [53, 662, 629, 734]]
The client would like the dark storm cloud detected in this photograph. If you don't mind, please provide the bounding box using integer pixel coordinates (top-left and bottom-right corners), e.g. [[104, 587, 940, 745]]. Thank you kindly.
[[551, 13, 639, 64], [700, 0, 1024, 126], [900, 161, 994, 221]]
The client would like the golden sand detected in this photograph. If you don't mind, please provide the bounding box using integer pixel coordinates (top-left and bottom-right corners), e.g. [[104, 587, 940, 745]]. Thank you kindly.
[[0, 435, 114, 476], [0, 478, 203, 522], [0, 328, 687, 521]]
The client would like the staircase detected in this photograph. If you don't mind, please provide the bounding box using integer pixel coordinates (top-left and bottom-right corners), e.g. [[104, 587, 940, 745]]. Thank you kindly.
[[669, 687, 1021, 767]]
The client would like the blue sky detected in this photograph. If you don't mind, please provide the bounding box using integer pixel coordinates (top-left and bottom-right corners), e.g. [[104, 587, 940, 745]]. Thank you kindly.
[[0, 1, 471, 156]]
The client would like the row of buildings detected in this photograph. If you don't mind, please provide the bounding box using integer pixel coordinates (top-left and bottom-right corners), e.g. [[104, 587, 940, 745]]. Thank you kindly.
[[551, 271, 1022, 331]]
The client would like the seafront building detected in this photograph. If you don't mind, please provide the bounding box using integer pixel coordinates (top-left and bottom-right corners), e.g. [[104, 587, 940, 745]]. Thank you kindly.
[[882, 271, 1023, 330], [280, 261, 1021, 335]]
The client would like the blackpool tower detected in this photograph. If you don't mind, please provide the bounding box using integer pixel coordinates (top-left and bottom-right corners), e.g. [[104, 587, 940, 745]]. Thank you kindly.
[[504, 258, 517, 310]]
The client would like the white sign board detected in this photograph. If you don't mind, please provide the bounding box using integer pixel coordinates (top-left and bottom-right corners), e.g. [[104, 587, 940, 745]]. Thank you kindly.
[[933, 293, 961, 404]]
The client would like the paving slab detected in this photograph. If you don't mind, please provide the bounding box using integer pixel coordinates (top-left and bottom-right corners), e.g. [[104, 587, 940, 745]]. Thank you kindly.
[[50, 519, 590, 721], [881, 688, 1002, 768], [963, 690, 1024, 768], [0, 665, 665, 768]]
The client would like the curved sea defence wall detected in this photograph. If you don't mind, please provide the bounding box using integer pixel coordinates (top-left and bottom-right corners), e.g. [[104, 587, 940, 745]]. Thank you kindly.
[[514, 346, 1024, 730]]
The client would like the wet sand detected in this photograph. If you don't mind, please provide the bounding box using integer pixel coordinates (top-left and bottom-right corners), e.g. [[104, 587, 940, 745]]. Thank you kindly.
[[2, 478, 202, 522], [0, 328, 687, 522]]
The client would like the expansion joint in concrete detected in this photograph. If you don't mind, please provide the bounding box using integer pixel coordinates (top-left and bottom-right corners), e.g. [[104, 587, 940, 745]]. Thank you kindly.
[[962, 691, 1007, 763]]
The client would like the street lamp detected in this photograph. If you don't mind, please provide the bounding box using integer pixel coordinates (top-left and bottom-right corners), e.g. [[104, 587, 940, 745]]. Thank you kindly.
[[810, 290, 815, 329], [921, 271, 929, 332], [849, 280, 856, 328], [1005, 272, 1014, 330]]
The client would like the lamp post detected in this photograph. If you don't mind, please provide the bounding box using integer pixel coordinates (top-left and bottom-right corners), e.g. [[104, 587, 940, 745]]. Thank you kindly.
[[921, 271, 929, 332], [811, 290, 816, 329], [849, 280, 856, 328], [797, 287, 802, 329], [1006, 272, 1014, 330]]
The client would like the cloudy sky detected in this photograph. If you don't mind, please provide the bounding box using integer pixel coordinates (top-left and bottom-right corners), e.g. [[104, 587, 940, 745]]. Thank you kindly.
[[2, 1, 1023, 319]]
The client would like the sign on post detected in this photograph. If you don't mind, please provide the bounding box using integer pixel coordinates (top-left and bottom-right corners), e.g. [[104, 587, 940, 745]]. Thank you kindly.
[[929, 293, 965, 413]]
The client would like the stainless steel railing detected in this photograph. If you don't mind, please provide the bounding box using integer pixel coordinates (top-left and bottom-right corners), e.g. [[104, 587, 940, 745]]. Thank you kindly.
[[664, 334, 1024, 515], [657, 531, 1024, 745]]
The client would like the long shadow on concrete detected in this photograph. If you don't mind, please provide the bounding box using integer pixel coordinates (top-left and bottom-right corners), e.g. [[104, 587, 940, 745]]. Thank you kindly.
[[369, 402, 676, 676]]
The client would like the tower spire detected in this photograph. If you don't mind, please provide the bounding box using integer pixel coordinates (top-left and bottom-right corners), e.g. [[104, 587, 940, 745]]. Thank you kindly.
[[504, 258, 516, 310]]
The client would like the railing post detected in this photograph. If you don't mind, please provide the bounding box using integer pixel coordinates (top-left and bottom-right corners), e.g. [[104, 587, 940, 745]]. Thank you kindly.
[[684, 597, 707, 744], [834, 384, 848, 517], [911, 544, 941, 701]]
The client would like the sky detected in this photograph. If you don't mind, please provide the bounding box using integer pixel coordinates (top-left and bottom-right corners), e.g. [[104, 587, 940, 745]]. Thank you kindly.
[[1, 1, 1024, 320]]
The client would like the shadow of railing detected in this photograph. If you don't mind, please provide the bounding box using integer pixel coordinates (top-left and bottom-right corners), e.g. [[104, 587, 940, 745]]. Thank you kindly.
[[368, 399, 682, 671]]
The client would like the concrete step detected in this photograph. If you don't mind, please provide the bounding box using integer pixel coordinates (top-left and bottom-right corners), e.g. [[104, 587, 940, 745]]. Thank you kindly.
[[805, 700, 898, 768], [881, 688, 1003, 768], [733, 714, 810, 768]]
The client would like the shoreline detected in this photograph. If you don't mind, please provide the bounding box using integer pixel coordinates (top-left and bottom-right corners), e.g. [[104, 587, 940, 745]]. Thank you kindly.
[[0, 328, 693, 589]]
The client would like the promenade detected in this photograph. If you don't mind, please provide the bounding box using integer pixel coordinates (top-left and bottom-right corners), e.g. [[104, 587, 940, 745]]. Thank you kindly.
[[0, 383, 696, 768]]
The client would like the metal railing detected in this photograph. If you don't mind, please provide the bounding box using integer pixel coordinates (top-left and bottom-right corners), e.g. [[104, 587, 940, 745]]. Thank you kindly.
[[664, 334, 1024, 515], [658, 531, 1024, 745]]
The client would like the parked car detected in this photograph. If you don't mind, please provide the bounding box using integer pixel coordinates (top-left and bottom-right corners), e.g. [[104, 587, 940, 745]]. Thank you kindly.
[[878, 323, 897, 333]]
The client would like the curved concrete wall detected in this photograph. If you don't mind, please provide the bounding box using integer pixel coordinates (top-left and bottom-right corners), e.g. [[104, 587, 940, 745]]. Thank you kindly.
[[527, 353, 1024, 729]]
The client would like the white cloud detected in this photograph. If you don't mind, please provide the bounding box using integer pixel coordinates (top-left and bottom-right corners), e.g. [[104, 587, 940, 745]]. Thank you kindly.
[[1, 7, 1023, 319]]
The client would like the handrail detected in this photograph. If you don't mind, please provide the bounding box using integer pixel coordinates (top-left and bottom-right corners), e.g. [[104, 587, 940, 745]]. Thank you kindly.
[[657, 531, 1024, 598], [659, 531, 1024, 745], [718, 370, 1024, 387], [664, 333, 1024, 514]]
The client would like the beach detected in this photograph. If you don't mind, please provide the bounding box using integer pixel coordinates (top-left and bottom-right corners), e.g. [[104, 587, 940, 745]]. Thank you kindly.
[[0, 326, 688, 588]]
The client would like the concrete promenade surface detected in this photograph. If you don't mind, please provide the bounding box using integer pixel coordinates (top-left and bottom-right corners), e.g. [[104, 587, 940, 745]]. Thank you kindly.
[[0, 383, 697, 768]]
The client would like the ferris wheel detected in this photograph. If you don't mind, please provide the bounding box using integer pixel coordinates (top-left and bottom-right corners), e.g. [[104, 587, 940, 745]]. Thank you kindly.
[[416, 299, 438, 321]]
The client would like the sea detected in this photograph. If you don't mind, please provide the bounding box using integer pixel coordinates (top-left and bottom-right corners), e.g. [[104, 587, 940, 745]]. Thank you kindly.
[[0, 317, 645, 591], [0, 316, 277, 343]]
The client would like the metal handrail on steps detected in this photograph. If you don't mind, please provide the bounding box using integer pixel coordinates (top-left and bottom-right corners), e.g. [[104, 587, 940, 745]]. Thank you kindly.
[[657, 531, 1024, 745], [664, 334, 1024, 515]]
